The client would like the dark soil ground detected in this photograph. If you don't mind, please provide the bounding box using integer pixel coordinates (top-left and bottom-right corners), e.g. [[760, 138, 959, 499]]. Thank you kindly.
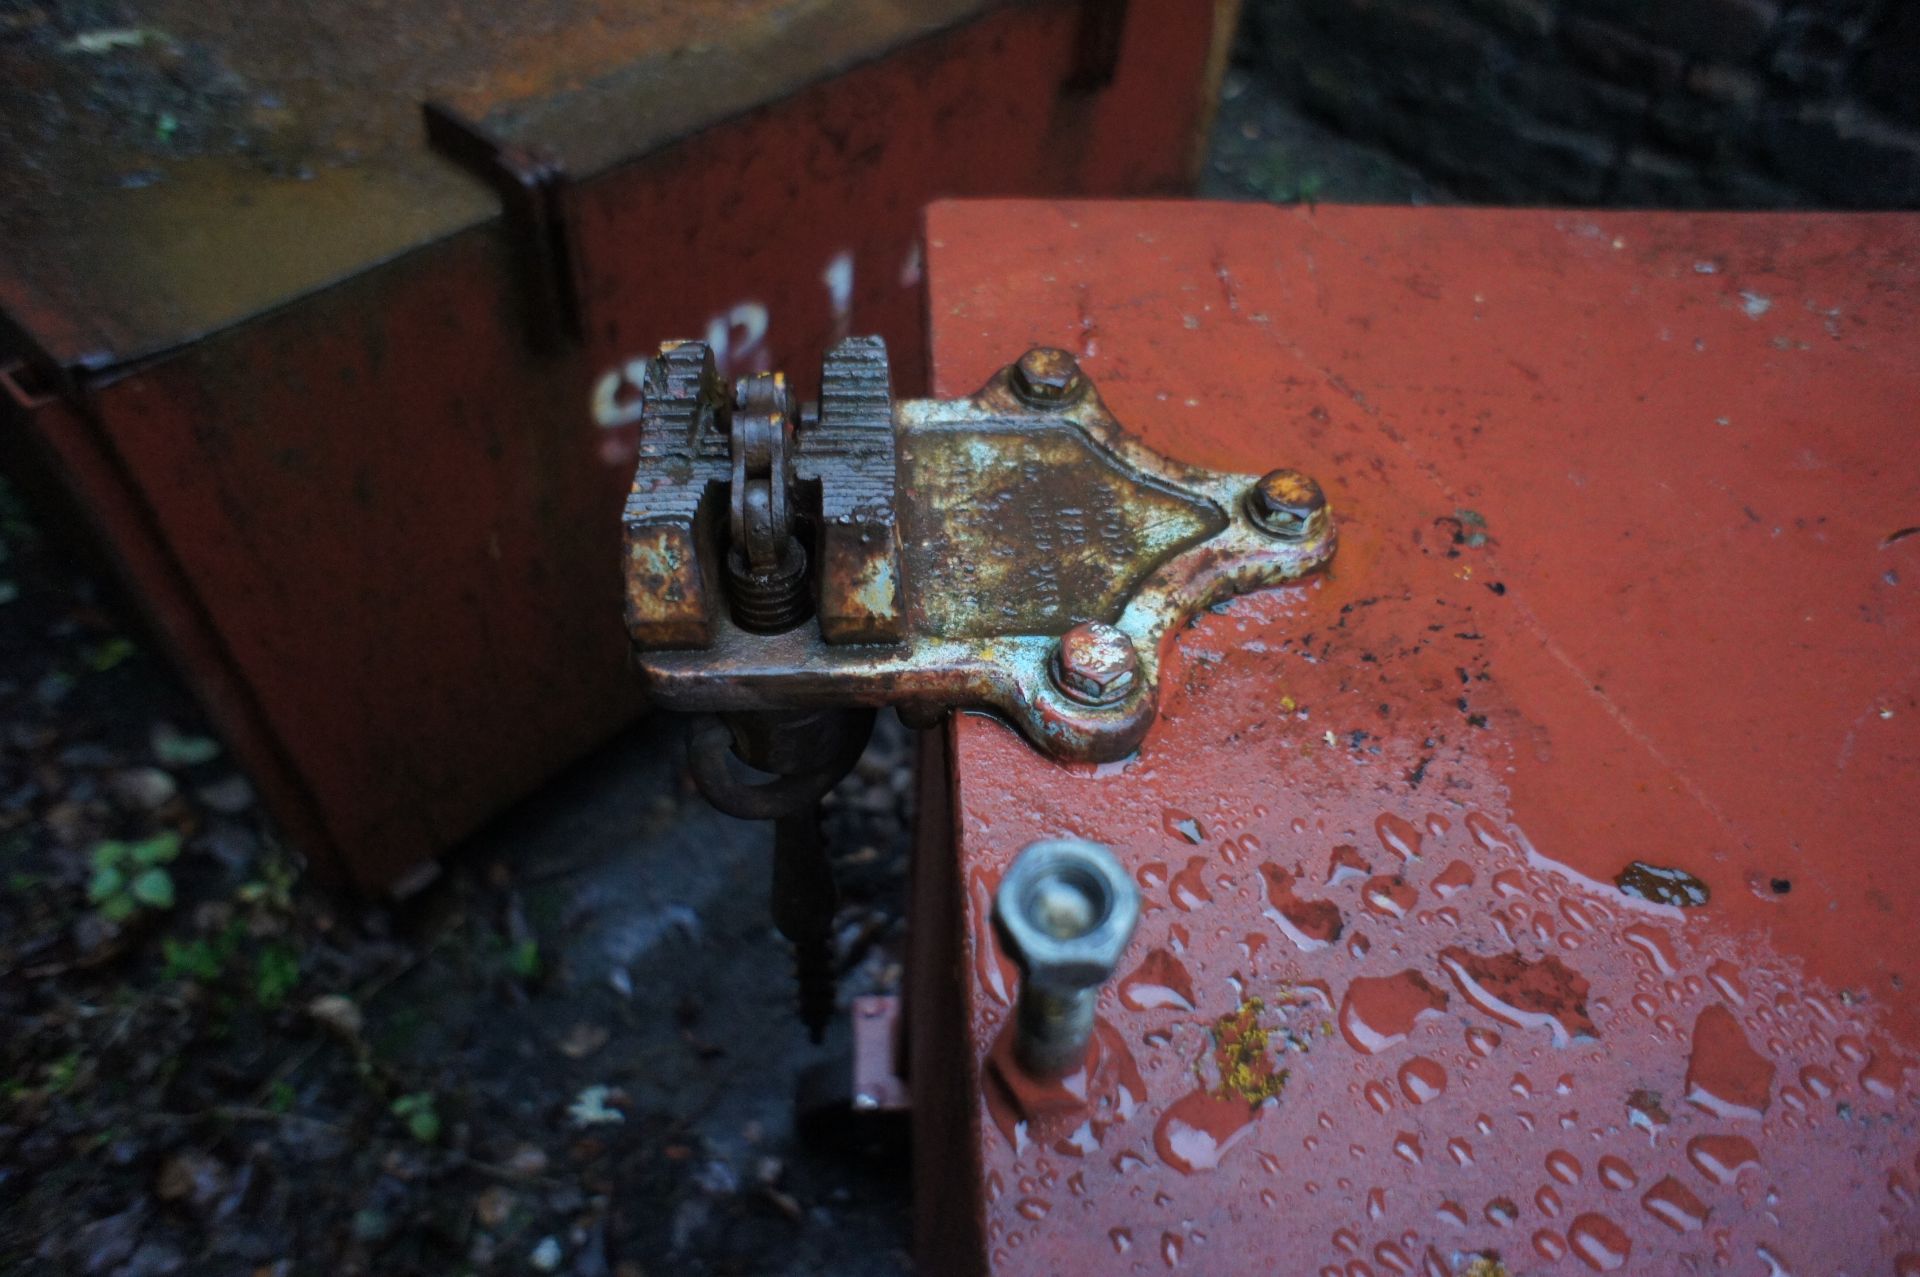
[[0, 63, 1428, 1277]]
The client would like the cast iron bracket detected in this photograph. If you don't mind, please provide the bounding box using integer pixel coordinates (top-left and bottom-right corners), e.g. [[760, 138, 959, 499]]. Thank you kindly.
[[622, 337, 1336, 762]]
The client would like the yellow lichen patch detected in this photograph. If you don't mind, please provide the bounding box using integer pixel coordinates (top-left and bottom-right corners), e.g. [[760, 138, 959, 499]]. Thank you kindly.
[[1208, 998, 1289, 1108], [1460, 1258, 1510, 1277]]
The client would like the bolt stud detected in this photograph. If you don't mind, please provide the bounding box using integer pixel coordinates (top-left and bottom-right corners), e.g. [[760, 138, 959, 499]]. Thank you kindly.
[[1009, 347, 1086, 406], [993, 839, 1141, 1075], [1049, 621, 1139, 707], [1245, 469, 1327, 542]]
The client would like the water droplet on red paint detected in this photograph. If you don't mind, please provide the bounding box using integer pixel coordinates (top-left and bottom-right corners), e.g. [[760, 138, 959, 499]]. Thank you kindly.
[[1686, 1133, 1760, 1184], [1363, 874, 1418, 919], [1332, 1227, 1360, 1254], [1261, 864, 1345, 951], [1789, 1060, 1835, 1098], [1568, 1212, 1632, 1270], [1559, 897, 1599, 932], [1161, 1231, 1183, 1268], [1433, 860, 1474, 898], [1597, 1154, 1638, 1190], [1536, 1185, 1563, 1217], [1110, 1228, 1133, 1253], [1484, 1197, 1518, 1227], [1153, 1089, 1261, 1174], [1435, 1200, 1468, 1227], [1120, 948, 1196, 1011], [1631, 991, 1661, 1018], [1707, 959, 1747, 1005], [1547, 1149, 1583, 1183], [1535, 1229, 1569, 1261], [1397, 1056, 1448, 1104], [1170, 856, 1213, 910], [1112, 1150, 1147, 1173], [1686, 1005, 1775, 1119], [1756, 1242, 1796, 1276], [1338, 971, 1450, 1054], [1491, 868, 1527, 899], [1366, 1186, 1386, 1220], [1447, 1137, 1474, 1166], [1622, 922, 1679, 975], [1393, 1132, 1423, 1164], [1640, 1175, 1709, 1232], [1373, 1239, 1413, 1274], [1375, 813, 1423, 862], [1348, 933, 1371, 958], [1861, 1049, 1907, 1099], [1015, 1197, 1050, 1220], [1363, 1080, 1394, 1114], [1163, 808, 1205, 844], [1466, 1026, 1501, 1057], [1512, 1072, 1534, 1098], [1438, 946, 1598, 1046], [1327, 843, 1371, 885]]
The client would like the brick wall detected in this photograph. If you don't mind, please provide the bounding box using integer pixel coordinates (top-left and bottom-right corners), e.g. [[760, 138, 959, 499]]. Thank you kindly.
[[1239, 0, 1920, 206]]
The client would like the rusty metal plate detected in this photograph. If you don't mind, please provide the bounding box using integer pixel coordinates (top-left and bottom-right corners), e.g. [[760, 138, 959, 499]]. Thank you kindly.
[[920, 203, 1920, 1275], [624, 339, 1335, 763], [0, 0, 1000, 365]]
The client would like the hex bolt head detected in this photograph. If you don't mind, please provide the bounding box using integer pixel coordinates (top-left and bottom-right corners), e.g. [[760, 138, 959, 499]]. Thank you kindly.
[[993, 838, 1142, 1075], [1245, 469, 1328, 542], [1050, 621, 1139, 707], [1009, 347, 1087, 406]]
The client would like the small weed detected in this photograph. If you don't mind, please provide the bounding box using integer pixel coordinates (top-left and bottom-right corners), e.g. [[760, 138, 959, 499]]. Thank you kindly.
[[87, 832, 182, 922], [255, 946, 301, 1009], [507, 939, 541, 980], [390, 1092, 440, 1144]]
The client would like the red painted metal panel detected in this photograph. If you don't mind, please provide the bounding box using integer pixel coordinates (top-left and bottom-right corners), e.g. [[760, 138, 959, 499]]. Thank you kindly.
[[3, 1, 1233, 889], [925, 202, 1920, 1274]]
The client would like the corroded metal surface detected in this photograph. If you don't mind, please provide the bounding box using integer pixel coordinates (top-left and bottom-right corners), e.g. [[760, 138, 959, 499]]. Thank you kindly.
[[922, 203, 1920, 1275], [622, 341, 1337, 763]]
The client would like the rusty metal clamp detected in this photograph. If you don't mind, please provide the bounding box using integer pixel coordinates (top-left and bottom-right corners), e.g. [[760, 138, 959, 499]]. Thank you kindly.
[[622, 338, 1338, 764]]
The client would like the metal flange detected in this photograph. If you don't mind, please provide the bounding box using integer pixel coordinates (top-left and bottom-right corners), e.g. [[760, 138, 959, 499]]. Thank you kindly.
[[621, 338, 1336, 762]]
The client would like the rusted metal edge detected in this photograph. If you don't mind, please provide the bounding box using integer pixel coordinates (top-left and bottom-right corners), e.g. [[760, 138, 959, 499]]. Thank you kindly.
[[422, 102, 584, 352]]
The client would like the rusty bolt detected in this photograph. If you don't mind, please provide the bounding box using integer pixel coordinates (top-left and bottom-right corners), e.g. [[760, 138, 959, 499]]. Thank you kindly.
[[994, 838, 1141, 1075], [1009, 347, 1086, 406], [1245, 469, 1327, 542], [1050, 621, 1139, 707]]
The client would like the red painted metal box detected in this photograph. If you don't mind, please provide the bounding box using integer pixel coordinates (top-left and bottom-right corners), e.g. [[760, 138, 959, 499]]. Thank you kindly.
[[0, 0, 1239, 889], [915, 201, 1920, 1274]]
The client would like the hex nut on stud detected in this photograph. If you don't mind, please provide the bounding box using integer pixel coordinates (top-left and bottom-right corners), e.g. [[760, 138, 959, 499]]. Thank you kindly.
[[1050, 621, 1139, 707], [1245, 469, 1328, 542], [993, 838, 1141, 1075], [1009, 347, 1086, 406]]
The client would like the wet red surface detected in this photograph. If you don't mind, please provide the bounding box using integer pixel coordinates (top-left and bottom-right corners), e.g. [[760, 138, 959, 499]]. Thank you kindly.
[[924, 203, 1920, 1274]]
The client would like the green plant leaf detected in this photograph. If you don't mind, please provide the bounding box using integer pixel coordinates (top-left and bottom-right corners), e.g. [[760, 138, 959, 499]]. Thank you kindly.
[[87, 863, 126, 904], [162, 937, 224, 982], [89, 840, 129, 873], [130, 867, 175, 909], [508, 939, 541, 979], [152, 724, 222, 767], [86, 637, 137, 671], [255, 946, 300, 1008], [129, 831, 183, 865], [100, 893, 137, 923], [390, 1092, 440, 1143]]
